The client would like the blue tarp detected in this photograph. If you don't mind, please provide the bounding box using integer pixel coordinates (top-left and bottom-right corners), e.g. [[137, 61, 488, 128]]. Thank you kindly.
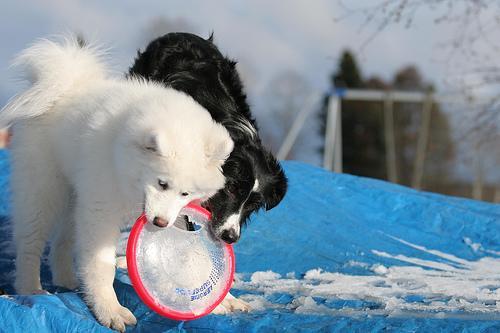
[[0, 149, 499, 332]]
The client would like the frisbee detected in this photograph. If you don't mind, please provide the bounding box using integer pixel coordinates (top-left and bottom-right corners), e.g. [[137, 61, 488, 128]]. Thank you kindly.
[[126, 203, 235, 320]]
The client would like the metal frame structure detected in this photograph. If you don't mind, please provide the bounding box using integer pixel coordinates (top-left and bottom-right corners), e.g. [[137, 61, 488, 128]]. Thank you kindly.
[[277, 88, 498, 201], [323, 89, 435, 190], [278, 88, 436, 189]]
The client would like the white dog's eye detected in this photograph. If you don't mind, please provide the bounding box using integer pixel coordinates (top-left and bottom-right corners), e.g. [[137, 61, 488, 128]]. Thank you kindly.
[[181, 192, 189, 197], [158, 179, 169, 190]]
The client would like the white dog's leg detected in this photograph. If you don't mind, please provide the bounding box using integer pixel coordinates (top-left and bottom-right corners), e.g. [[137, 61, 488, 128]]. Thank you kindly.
[[212, 292, 251, 314], [11, 129, 69, 294], [74, 203, 136, 332], [50, 209, 78, 290]]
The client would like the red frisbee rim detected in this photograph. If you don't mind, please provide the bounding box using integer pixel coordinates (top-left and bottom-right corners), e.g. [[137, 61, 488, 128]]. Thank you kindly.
[[126, 202, 235, 321]]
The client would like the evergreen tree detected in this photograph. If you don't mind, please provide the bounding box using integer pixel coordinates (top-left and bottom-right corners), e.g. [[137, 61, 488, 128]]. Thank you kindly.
[[318, 56, 454, 185], [333, 51, 363, 89], [318, 50, 386, 179], [319, 50, 363, 157]]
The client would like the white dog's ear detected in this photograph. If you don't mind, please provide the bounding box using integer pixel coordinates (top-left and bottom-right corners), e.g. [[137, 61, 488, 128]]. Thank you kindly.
[[142, 133, 163, 154], [204, 134, 234, 166]]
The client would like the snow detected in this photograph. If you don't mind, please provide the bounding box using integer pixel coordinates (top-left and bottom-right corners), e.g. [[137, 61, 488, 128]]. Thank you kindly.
[[250, 270, 282, 283], [464, 237, 500, 256], [233, 236, 500, 319], [371, 264, 389, 275]]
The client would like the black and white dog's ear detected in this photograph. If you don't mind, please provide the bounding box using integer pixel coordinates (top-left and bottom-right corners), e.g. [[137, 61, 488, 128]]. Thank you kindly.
[[259, 150, 288, 211], [207, 32, 214, 43]]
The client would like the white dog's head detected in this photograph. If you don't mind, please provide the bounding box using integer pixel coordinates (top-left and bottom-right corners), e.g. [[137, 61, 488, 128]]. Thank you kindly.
[[114, 87, 233, 227]]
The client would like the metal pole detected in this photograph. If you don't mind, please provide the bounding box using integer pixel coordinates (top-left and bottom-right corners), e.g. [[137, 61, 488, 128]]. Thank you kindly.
[[472, 143, 484, 200], [494, 189, 500, 203], [333, 98, 343, 173], [412, 94, 433, 189], [277, 93, 320, 160], [383, 94, 397, 183], [323, 94, 339, 171]]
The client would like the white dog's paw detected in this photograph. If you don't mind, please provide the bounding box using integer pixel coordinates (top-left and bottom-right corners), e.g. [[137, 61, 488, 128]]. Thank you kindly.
[[15, 273, 43, 295], [92, 301, 137, 332], [15, 282, 48, 296]]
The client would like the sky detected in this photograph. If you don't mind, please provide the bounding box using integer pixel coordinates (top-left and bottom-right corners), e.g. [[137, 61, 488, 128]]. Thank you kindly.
[[0, 0, 497, 183], [0, 0, 461, 101]]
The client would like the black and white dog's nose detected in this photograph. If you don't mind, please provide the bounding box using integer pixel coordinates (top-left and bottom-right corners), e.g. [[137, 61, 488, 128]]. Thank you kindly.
[[220, 229, 239, 244]]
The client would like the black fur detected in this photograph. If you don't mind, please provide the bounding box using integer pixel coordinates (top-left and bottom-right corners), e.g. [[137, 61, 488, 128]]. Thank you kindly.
[[129, 33, 287, 244]]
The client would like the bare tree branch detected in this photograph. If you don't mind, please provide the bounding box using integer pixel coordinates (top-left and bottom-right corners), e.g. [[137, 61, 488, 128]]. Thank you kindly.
[[336, 0, 500, 179]]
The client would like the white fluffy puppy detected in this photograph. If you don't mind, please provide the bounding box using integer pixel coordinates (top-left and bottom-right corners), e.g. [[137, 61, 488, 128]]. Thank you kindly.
[[1, 37, 233, 332]]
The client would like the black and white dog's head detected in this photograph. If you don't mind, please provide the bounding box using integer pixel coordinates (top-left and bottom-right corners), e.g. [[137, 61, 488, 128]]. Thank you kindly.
[[129, 32, 287, 244]]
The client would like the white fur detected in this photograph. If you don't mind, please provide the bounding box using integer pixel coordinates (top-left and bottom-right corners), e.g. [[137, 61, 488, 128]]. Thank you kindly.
[[252, 179, 259, 192], [233, 117, 257, 138], [4, 37, 233, 332], [218, 179, 259, 237], [224, 116, 257, 139], [222, 213, 242, 236]]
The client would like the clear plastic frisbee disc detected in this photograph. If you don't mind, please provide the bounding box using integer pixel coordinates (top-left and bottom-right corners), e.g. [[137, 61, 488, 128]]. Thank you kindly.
[[126, 203, 235, 320]]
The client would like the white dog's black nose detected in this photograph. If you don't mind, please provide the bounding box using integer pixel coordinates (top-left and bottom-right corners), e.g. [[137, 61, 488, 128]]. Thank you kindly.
[[220, 229, 239, 244], [153, 216, 168, 227]]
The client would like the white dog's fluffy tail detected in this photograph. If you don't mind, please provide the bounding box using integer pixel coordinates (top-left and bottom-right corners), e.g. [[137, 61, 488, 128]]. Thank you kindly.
[[0, 36, 107, 127]]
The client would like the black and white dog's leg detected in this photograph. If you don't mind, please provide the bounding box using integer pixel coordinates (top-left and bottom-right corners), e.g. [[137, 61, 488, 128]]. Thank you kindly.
[[212, 292, 251, 314]]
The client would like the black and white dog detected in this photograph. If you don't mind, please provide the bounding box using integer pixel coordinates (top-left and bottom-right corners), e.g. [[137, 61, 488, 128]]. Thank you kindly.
[[129, 33, 287, 244]]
